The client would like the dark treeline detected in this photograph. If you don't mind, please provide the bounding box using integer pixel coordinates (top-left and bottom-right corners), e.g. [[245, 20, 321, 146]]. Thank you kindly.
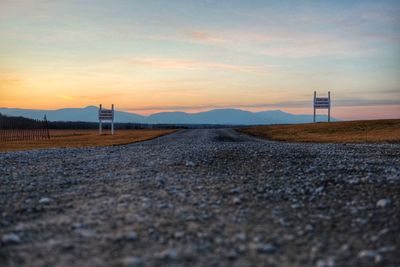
[[0, 113, 49, 129], [47, 121, 180, 130], [47, 121, 239, 129], [0, 113, 239, 130]]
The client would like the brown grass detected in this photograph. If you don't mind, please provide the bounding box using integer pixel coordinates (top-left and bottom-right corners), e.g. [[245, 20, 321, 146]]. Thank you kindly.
[[238, 119, 400, 144], [0, 129, 177, 152]]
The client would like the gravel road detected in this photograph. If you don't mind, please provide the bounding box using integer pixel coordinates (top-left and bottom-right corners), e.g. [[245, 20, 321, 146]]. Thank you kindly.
[[1, 129, 399, 267]]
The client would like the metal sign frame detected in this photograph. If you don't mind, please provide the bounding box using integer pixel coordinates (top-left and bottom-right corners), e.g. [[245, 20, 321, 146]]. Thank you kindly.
[[313, 91, 331, 123], [98, 104, 114, 135]]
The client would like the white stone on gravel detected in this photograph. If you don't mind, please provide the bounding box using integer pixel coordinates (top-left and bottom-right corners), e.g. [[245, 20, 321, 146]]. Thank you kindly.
[[229, 187, 241, 194], [2, 233, 21, 244], [232, 197, 241, 205], [174, 231, 184, 239], [358, 250, 382, 263], [315, 186, 324, 194], [291, 203, 301, 209], [158, 248, 179, 260], [376, 198, 391, 208], [316, 257, 336, 267], [256, 243, 278, 254], [185, 160, 196, 167], [38, 197, 52, 204]]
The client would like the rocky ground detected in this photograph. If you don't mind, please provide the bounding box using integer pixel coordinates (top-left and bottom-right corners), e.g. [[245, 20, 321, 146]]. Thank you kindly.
[[0, 129, 399, 267]]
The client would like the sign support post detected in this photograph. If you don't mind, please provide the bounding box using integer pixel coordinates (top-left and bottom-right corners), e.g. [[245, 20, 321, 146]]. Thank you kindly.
[[313, 91, 331, 123], [313, 91, 316, 123], [99, 104, 103, 135], [328, 91, 331, 122], [111, 104, 114, 135]]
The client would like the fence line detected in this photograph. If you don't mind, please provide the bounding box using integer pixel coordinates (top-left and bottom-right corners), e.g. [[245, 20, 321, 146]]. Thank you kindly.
[[0, 115, 50, 142]]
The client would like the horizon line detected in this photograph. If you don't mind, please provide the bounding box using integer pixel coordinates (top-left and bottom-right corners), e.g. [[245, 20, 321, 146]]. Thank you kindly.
[[2, 105, 400, 121]]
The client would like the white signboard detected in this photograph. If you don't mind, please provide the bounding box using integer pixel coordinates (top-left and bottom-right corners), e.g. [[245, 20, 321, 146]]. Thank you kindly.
[[98, 104, 115, 135], [313, 92, 331, 122], [99, 109, 113, 120]]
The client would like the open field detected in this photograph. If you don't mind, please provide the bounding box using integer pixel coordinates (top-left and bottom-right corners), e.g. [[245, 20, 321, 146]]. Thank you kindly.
[[0, 129, 176, 152], [238, 119, 400, 143]]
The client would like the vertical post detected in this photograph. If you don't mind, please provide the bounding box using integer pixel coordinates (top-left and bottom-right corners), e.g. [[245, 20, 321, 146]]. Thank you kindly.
[[99, 104, 102, 135], [44, 115, 50, 139], [111, 104, 114, 135], [313, 91, 316, 123], [328, 91, 331, 122]]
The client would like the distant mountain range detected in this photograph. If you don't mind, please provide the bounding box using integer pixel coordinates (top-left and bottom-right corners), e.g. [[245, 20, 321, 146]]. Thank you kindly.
[[0, 106, 335, 125]]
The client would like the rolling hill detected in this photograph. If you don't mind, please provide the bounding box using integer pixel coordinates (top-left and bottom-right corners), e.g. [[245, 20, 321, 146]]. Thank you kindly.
[[0, 106, 334, 125]]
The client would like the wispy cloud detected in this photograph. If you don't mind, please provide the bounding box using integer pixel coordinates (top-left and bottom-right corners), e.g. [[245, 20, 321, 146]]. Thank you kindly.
[[0, 73, 23, 85], [57, 93, 128, 102], [197, 30, 379, 58], [184, 31, 225, 44], [58, 95, 75, 100], [128, 58, 272, 74], [145, 27, 385, 58]]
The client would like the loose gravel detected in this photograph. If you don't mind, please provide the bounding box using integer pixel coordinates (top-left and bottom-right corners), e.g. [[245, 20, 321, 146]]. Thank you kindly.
[[0, 129, 399, 267]]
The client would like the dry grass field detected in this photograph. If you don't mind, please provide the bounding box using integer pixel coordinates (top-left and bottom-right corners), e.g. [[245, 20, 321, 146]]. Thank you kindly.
[[238, 119, 400, 143], [0, 129, 176, 152]]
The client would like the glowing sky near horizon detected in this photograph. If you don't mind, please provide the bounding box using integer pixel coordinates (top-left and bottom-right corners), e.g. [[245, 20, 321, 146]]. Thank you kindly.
[[0, 0, 399, 119]]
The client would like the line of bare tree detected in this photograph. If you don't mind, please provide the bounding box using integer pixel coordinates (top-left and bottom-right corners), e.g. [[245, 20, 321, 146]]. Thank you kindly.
[[0, 113, 50, 142]]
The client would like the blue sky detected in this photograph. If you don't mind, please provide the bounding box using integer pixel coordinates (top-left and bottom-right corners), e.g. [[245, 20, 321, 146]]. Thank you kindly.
[[0, 0, 399, 119]]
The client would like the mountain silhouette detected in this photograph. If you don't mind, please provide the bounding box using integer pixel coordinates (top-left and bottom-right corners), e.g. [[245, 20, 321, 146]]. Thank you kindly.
[[0, 106, 334, 125]]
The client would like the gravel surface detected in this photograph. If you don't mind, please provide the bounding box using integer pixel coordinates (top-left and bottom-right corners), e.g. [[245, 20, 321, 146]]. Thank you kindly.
[[0, 129, 399, 267]]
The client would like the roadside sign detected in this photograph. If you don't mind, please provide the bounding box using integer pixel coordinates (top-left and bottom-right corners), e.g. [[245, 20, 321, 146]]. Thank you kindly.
[[313, 92, 331, 122], [98, 104, 115, 135]]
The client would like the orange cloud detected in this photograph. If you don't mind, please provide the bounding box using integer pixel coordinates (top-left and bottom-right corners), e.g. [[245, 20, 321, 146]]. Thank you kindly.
[[0, 73, 23, 87]]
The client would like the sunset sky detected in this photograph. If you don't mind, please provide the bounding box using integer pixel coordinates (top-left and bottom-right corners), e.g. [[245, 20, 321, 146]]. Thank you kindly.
[[0, 0, 399, 120]]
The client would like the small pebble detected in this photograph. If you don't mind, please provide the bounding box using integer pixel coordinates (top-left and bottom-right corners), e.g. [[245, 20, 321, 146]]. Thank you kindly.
[[72, 223, 87, 229], [358, 250, 382, 263], [159, 249, 179, 260], [234, 233, 246, 242], [229, 187, 241, 194], [233, 197, 241, 205], [2, 233, 21, 244], [316, 257, 335, 267], [185, 161, 196, 167], [122, 256, 143, 267], [126, 231, 138, 241], [256, 243, 278, 254], [376, 198, 391, 208], [291, 203, 301, 209], [226, 250, 238, 260], [315, 186, 324, 194], [39, 197, 52, 204], [174, 231, 184, 239]]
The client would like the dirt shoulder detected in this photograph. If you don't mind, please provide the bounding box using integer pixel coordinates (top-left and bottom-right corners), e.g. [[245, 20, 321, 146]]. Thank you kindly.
[[0, 129, 177, 152], [237, 119, 400, 143]]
